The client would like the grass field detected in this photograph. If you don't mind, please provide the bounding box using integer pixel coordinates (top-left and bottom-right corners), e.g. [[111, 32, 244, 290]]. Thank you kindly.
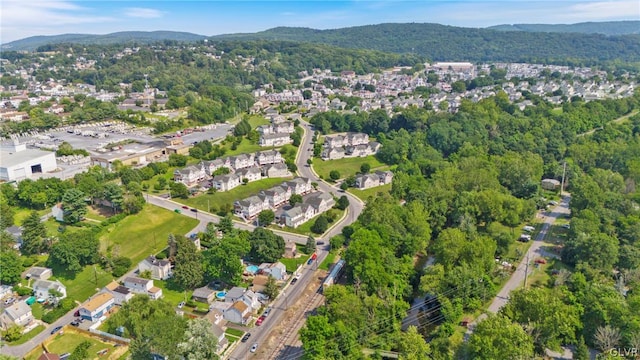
[[13, 208, 50, 226], [319, 252, 337, 271], [99, 205, 199, 265], [247, 115, 270, 128], [153, 279, 192, 307], [177, 177, 290, 213], [279, 256, 307, 273], [50, 263, 116, 301], [223, 138, 263, 156], [25, 331, 114, 360], [312, 156, 387, 180], [348, 184, 391, 201]]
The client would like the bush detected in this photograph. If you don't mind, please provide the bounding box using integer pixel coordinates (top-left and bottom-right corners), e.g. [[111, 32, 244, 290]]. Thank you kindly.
[[329, 170, 341, 181], [330, 235, 345, 250], [42, 298, 75, 324], [311, 215, 329, 234], [111, 256, 132, 277], [15, 286, 32, 296]]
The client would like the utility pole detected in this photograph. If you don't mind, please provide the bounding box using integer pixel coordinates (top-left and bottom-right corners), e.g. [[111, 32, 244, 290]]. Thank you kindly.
[[523, 251, 531, 289], [560, 161, 567, 197]]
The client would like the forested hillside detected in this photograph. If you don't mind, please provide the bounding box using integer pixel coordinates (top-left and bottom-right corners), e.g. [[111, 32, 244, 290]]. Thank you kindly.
[[488, 21, 640, 36], [211, 23, 640, 66], [301, 91, 640, 358]]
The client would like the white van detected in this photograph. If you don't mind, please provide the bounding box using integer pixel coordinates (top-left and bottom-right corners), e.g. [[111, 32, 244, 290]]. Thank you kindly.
[[523, 226, 535, 232]]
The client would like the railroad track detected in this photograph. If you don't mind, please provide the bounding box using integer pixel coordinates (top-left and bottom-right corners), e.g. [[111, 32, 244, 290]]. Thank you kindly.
[[268, 289, 324, 360]]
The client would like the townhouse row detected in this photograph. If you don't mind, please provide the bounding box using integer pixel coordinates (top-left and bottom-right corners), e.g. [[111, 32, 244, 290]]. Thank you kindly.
[[320, 132, 382, 160]]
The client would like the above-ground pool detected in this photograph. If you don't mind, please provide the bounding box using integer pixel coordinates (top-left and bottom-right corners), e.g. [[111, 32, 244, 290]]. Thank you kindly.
[[246, 265, 259, 274], [216, 291, 226, 300]]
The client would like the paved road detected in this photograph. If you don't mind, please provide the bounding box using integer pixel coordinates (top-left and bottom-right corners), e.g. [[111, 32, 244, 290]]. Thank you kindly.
[[466, 195, 571, 337], [227, 121, 364, 360]]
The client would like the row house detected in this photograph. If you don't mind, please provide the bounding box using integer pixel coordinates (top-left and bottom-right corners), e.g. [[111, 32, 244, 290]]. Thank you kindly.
[[257, 121, 294, 135], [229, 153, 255, 170], [280, 192, 335, 228], [255, 150, 284, 165], [213, 173, 241, 192], [324, 132, 369, 148], [345, 142, 381, 157], [234, 195, 270, 219], [355, 170, 394, 189], [173, 165, 206, 187], [263, 163, 289, 178], [321, 147, 345, 160], [237, 166, 262, 183], [284, 177, 313, 195], [201, 158, 231, 176], [259, 133, 292, 147], [259, 185, 292, 208]]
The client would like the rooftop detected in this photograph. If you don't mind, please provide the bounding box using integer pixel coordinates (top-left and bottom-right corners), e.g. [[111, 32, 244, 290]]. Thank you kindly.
[[82, 292, 114, 312]]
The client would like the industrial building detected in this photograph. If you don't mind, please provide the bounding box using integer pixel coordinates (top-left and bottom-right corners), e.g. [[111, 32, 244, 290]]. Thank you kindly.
[[0, 140, 57, 182]]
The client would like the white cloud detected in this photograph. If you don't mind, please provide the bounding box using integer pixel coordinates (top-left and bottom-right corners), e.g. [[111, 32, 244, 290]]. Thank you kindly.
[[124, 7, 165, 19], [567, 0, 639, 20], [1, 0, 115, 42]]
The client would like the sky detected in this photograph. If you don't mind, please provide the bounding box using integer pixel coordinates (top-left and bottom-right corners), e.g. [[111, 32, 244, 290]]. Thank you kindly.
[[1, 0, 639, 43]]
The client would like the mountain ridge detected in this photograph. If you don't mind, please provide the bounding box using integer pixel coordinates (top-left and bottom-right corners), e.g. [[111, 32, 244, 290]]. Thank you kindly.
[[487, 21, 640, 35]]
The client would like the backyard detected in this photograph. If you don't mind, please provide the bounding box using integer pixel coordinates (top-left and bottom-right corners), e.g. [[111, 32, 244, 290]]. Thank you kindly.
[[312, 155, 387, 180], [177, 177, 290, 214], [25, 330, 117, 360], [99, 205, 199, 265], [49, 263, 116, 301], [348, 184, 391, 201]]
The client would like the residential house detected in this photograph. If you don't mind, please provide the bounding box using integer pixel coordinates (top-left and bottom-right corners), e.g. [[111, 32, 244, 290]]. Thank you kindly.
[[51, 203, 64, 222], [138, 256, 172, 280], [263, 163, 289, 178], [102, 281, 133, 305], [229, 154, 255, 171], [211, 324, 229, 355], [212, 174, 241, 192], [284, 177, 313, 195], [37, 354, 61, 360], [32, 280, 67, 302], [5, 226, 22, 247], [259, 262, 287, 281], [541, 178, 561, 190], [192, 286, 216, 304], [255, 150, 283, 165], [251, 275, 270, 293], [284, 241, 297, 258], [306, 192, 336, 213], [237, 166, 262, 183], [345, 144, 371, 157], [24, 267, 53, 280], [321, 147, 345, 160], [223, 301, 252, 325], [234, 195, 269, 219], [324, 135, 345, 148], [79, 292, 115, 322], [123, 277, 163, 300], [0, 301, 33, 330], [259, 133, 292, 147], [241, 290, 262, 310], [281, 204, 316, 228], [259, 185, 291, 208], [346, 133, 369, 146], [224, 287, 246, 304], [355, 170, 393, 189], [173, 165, 206, 187], [200, 159, 231, 176]]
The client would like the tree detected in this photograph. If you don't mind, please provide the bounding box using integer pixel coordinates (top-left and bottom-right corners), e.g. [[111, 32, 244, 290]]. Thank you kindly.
[[258, 210, 275, 226], [593, 325, 621, 352], [573, 336, 590, 360], [20, 211, 47, 255], [203, 235, 249, 286], [336, 195, 349, 210], [177, 318, 220, 360], [0, 250, 22, 285], [311, 215, 329, 234], [289, 194, 303, 206], [249, 228, 285, 263], [103, 183, 124, 214], [0, 203, 15, 230], [340, 182, 349, 191], [329, 170, 341, 181], [360, 163, 371, 174], [170, 182, 190, 199], [218, 215, 234, 234], [306, 158, 313, 167], [173, 235, 204, 289], [264, 276, 279, 300], [397, 326, 431, 360], [305, 236, 316, 254], [69, 341, 91, 360], [48, 230, 100, 273], [1, 325, 22, 342], [467, 314, 534, 360], [61, 188, 87, 224]]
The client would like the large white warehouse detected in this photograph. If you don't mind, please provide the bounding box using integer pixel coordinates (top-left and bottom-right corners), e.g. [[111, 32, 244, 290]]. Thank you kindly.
[[0, 141, 57, 182]]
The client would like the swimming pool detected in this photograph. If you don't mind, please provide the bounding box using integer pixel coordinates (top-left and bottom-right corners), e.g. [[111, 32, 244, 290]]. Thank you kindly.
[[246, 265, 259, 274], [216, 291, 226, 300]]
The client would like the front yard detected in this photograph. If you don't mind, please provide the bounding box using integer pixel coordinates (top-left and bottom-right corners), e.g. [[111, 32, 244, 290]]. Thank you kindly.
[[312, 155, 387, 180], [99, 205, 199, 265], [50, 263, 116, 301], [7, 325, 44, 346], [348, 183, 392, 201]]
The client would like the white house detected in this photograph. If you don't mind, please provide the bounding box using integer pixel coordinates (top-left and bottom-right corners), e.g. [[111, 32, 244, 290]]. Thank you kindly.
[[138, 256, 172, 280], [32, 279, 67, 302], [103, 281, 134, 305], [281, 204, 316, 228], [24, 267, 53, 280], [284, 177, 313, 195], [223, 301, 252, 325], [237, 166, 262, 183], [255, 150, 283, 165], [259, 262, 287, 281], [173, 165, 206, 187], [234, 195, 269, 219], [263, 163, 289, 178], [212, 174, 241, 192], [321, 147, 345, 160], [259, 133, 292, 147], [259, 185, 291, 208], [123, 277, 163, 300], [79, 292, 115, 322], [241, 290, 262, 310], [0, 301, 33, 330]]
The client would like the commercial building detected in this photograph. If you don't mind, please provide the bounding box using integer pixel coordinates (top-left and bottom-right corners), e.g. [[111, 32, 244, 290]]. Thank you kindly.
[[0, 141, 57, 182]]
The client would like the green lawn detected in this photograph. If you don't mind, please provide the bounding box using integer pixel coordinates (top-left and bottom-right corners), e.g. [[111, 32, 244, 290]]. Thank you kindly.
[[99, 205, 199, 265], [312, 156, 387, 180], [319, 252, 337, 271], [8, 325, 44, 346], [348, 184, 391, 201], [13, 208, 50, 226], [31, 303, 45, 320], [141, 167, 180, 195], [50, 263, 115, 301], [247, 115, 270, 128], [274, 209, 344, 236], [34, 331, 113, 360], [223, 138, 263, 156], [279, 256, 307, 273], [225, 328, 245, 337], [177, 177, 290, 214], [154, 279, 192, 307]]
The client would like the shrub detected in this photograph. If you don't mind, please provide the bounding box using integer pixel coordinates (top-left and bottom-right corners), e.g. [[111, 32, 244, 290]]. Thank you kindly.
[[15, 286, 32, 296]]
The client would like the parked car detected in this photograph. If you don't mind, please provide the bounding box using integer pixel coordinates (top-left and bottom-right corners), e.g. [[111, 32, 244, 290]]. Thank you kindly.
[[178, 301, 185, 309], [241, 333, 251, 343], [174, 209, 181, 214], [290, 278, 298, 285], [522, 226, 535, 232], [182, 206, 189, 210], [190, 208, 198, 212], [535, 258, 547, 264], [263, 307, 272, 317], [562, 224, 570, 229], [256, 316, 265, 326], [250, 343, 258, 353], [51, 326, 63, 334], [70, 320, 80, 327]]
